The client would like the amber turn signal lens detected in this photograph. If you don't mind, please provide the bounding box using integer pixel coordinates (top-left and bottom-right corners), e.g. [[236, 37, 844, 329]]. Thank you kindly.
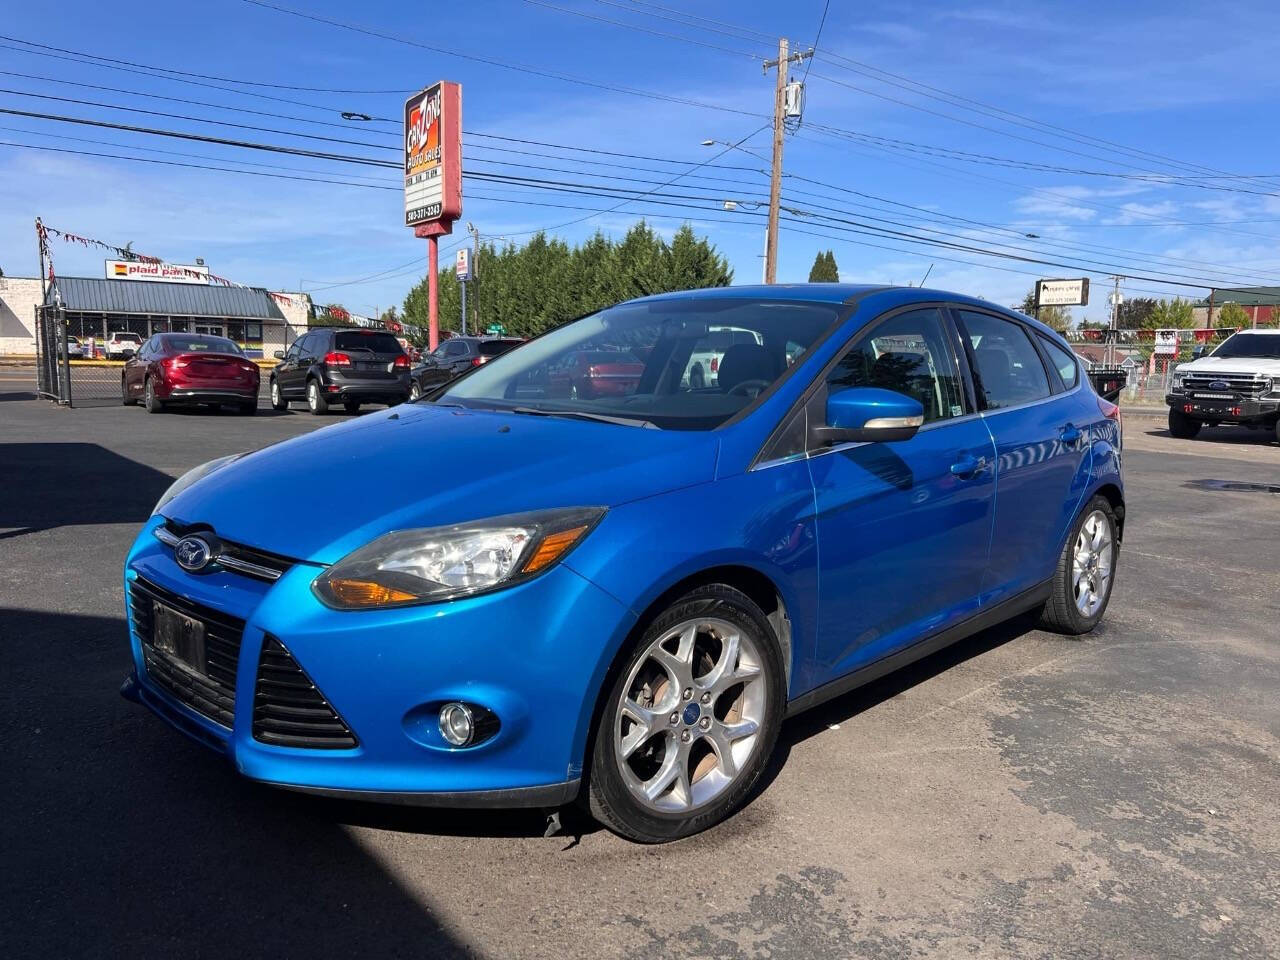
[[521, 525, 589, 574], [325, 578, 418, 606]]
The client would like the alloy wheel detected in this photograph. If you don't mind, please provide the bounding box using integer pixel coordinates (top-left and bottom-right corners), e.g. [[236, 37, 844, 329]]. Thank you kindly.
[[271, 380, 281, 407], [614, 617, 766, 814], [1072, 509, 1114, 617], [308, 382, 318, 411]]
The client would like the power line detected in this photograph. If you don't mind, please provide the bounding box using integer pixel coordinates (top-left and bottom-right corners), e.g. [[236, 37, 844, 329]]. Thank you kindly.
[[0, 38, 401, 120], [801, 0, 830, 85], [522, 0, 765, 59], [239, 0, 764, 119], [0, 34, 409, 95]]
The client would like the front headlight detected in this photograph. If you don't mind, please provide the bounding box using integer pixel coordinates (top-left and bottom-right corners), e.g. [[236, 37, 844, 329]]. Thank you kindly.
[[1172, 373, 1185, 392], [1261, 377, 1275, 395], [154, 454, 241, 515], [313, 506, 606, 609]]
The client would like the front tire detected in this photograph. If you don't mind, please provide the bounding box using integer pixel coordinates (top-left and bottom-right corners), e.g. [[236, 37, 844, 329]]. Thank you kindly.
[[1168, 408, 1201, 439], [409, 381, 422, 402], [121, 375, 135, 406], [306, 379, 328, 415], [586, 584, 785, 843], [343, 400, 361, 415], [270, 378, 288, 411], [238, 399, 257, 416], [1038, 495, 1119, 635]]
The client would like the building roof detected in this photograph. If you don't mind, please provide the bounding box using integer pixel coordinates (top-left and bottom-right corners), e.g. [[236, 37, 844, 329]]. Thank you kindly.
[[1196, 287, 1280, 307], [47, 276, 286, 319]]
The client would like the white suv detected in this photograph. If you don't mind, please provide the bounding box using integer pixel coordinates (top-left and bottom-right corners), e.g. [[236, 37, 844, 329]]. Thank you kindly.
[[1166, 329, 1280, 441], [683, 326, 764, 389], [106, 331, 143, 359]]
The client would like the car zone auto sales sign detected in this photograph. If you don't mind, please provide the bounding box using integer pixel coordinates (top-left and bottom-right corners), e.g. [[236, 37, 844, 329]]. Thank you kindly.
[[404, 82, 463, 228]]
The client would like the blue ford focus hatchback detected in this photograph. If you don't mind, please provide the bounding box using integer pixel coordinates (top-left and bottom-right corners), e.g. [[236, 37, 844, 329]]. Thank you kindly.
[[123, 285, 1123, 842]]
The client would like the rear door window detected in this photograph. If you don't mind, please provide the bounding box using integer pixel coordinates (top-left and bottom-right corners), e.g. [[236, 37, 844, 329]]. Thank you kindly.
[[1037, 334, 1079, 390], [956, 310, 1052, 410]]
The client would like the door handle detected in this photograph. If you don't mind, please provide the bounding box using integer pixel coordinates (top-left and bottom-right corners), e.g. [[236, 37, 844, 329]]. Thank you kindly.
[[950, 454, 988, 478], [1060, 424, 1084, 446]]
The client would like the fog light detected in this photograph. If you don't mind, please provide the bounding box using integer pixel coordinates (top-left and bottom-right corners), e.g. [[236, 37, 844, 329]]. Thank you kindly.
[[438, 701, 474, 747]]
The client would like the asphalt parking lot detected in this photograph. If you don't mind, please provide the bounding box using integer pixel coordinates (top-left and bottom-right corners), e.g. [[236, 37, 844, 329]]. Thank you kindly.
[[3, 376, 1278, 959]]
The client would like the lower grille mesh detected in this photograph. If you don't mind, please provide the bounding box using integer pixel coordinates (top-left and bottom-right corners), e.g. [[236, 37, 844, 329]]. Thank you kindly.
[[130, 576, 243, 729], [253, 635, 358, 749]]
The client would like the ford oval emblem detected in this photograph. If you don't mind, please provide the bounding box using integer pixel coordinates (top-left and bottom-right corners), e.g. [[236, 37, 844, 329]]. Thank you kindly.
[[174, 535, 213, 572], [1208, 379, 1229, 391]]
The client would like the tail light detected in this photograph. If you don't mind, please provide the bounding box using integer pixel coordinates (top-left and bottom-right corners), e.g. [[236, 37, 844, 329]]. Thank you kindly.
[[587, 365, 598, 377], [324, 351, 352, 367], [393, 354, 411, 369], [471, 356, 487, 367], [710, 356, 719, 373], [1099, 396, 1122, 448], [167, 356, 188, 370]]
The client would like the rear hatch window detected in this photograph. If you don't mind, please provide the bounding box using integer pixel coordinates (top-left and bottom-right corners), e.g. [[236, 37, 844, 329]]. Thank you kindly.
[[334, 332, 404, 354], [479, 339, 523, 357]]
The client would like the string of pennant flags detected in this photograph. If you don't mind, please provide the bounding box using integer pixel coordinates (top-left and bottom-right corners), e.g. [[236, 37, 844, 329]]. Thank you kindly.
[[35, 218, 295, 307]]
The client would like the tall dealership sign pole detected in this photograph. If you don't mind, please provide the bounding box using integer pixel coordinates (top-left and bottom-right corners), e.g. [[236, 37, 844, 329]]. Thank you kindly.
[[405, 82, 462, 351]]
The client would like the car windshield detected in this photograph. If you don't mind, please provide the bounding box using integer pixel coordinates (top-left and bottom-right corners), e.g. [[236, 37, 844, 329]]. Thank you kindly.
[[1211, 333, 1280, 360], [440, 298, 842, 429], [335, 331, 403, 353], [164, 335, 242, 354]]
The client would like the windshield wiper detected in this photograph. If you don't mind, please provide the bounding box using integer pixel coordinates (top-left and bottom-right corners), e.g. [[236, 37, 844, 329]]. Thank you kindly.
[[510, 406, 658, 429]]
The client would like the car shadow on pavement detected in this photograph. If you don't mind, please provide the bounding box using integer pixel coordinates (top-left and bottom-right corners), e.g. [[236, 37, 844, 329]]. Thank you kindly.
[[0, 443, 174, 541], [0, 606, 480, 958], [756, 612, 1042, 798]]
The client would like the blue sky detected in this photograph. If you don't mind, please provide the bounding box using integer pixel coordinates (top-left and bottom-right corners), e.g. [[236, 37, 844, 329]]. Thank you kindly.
[[3, 0, 1279, 322]]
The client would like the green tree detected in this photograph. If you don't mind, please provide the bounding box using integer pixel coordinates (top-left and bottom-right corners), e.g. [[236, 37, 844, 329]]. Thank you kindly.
[[1151, 296, 1196, 329], [1116, 297, 1158, 329], [1017, 288, 1071, 332], [402, 220, 731, 341], [1216, 301, 1249, 329], [808, 249, 839, 282]]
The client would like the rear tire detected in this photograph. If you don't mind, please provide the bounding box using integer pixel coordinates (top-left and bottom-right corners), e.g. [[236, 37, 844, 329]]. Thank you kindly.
[[1168, 408, 1201, 439], [586, 584, 785, 843], [238, 399, 257, 416], [1038, 495, 1119, 635], [121, 375, 135, 406], [409, 381, 422, 402], [1274, 419, 1280, 445], [270, 378, 288, 411], [343, 400, 360, 415], [144, 377, 164, 414], [307, 379, 328, 415]]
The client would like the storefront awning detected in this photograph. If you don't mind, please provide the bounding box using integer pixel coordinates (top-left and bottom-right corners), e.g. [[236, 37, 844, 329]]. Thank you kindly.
[[47, 277, 286, 320]]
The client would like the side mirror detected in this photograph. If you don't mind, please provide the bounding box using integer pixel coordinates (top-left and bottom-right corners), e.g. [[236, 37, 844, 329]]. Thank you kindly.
[[273, 350, 285, 360], [1191, 345, 1206, 360], [814, 387, 924, 446]]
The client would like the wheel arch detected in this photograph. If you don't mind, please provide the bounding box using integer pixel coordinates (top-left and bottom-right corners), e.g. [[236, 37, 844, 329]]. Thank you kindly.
[[576, 562, 793, 785], [1091, 482, 1125, 541]]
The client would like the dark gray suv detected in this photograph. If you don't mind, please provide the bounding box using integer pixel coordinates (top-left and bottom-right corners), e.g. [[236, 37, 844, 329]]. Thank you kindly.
[[271, 328, 411, 415], [409, 336, 524, 399]]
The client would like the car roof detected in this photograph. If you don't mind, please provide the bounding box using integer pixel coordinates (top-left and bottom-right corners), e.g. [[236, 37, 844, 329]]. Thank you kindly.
[[1224, 328, 1280, 334], [623, 283, 1069, 342]]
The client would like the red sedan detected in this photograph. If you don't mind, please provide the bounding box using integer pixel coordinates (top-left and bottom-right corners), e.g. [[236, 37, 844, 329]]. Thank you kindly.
[[122, 333, 261, 415], [548, 350, 644, 400]]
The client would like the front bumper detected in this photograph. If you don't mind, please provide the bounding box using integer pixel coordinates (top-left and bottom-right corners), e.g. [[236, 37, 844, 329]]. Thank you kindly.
[[1166, 394, 1280, 422], [122, 517, 634, 806]]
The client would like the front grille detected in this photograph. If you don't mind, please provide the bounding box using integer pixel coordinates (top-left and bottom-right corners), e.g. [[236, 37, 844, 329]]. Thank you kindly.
[[253, 636, 358, 749], [156, 520, 296, 582], [130, 576, 244, 729], [1183, 373, 1270, 399]]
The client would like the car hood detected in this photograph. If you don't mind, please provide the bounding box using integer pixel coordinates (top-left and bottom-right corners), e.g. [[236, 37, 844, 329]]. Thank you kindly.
[[1176, 356, 1280, 376], [161, 403, 720, 564]]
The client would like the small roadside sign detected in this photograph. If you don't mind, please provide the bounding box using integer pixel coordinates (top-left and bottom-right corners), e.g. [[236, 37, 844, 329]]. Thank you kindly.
[[455, 248, 470, 281]]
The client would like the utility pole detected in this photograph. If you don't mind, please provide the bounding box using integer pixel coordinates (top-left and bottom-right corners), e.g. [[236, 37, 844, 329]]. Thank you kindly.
[[467, 221, 480, 332], [1107, 275, 1124, 368], [762, 39, 812, 284]]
